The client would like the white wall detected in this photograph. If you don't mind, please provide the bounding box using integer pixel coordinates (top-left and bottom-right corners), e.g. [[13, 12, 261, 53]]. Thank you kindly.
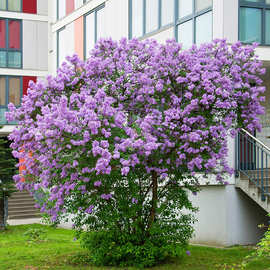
[[190, 185, 269, 246], [23, 20, 48, 71]]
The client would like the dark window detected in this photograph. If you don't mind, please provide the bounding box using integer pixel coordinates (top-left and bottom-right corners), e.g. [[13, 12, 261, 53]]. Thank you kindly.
[[239, 0, 270, 45]]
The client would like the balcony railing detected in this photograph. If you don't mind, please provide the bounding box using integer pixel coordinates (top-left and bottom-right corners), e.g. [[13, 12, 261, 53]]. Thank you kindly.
[[235, 128, 270, 201]]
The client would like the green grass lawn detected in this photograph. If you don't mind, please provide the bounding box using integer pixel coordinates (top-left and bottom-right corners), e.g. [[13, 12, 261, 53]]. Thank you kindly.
[[0, 224, 269, 270]]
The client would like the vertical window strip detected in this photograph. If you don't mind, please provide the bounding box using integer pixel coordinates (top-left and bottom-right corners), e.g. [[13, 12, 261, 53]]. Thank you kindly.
[[130, 0, 174, 38], [84, 3, 105, 60]]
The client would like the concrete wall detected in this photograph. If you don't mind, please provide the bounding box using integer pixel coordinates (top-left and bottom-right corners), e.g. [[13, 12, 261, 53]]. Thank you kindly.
[[190, 185, 269, 246]]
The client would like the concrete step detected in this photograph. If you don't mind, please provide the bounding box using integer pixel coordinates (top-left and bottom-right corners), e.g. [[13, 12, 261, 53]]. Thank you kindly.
[[8, 205, 37, 211], [10, 193, 34, 199], [8, 198, 35, 204], [9, 209, 38, 215], [8, 213, 41, 220]]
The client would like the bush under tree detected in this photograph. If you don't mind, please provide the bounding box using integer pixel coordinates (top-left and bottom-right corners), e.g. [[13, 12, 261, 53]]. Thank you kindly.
[[7, 38, 265, 267]]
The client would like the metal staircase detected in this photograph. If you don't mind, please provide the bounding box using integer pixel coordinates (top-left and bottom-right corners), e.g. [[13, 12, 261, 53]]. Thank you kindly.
[[235, 129, 270, 213], [8, 190, 40, 219]]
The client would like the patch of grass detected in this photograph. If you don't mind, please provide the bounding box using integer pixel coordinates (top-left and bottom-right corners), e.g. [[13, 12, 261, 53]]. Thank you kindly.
[[0, 224, 269, 270]]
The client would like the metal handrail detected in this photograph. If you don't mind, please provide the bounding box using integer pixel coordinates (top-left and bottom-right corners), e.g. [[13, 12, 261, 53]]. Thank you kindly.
[[241, 128, 270, 154]]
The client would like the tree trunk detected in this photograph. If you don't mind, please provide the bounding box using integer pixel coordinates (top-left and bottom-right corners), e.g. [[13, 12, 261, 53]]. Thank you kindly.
[[0, 197, 5, 230], [148, 171, 158, 231]]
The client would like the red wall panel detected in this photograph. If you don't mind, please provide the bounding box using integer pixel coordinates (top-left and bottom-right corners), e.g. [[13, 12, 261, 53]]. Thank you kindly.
[[0, 20, 6, 48], [9, 20, 20, 49], [23, 0, 37, 14], [23, 76, 36, 96], [66, 0, 74, 15]]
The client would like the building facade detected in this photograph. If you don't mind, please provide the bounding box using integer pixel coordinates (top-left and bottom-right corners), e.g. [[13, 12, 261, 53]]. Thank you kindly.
[[1, 0, 270, 245]]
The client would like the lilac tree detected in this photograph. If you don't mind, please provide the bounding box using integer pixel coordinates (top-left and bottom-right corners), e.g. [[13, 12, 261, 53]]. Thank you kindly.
[[7, 39, 265, 266]]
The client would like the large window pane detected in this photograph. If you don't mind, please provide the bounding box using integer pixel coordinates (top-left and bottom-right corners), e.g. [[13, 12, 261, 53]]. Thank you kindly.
[[267, 0, 270, 4], [8, 0, 21, 11], [178, 0, 193, 19], [9, 20, 20, 49], [161, 0, 174, 26], [9, 77, 20, 106], [85, 12, 95, 56], [8, 51, 21, 68], [132, 0, 143, 37], [178, 20, 193, 49], [0, 77, 6, 106], [58, 0, 66, 19], [195, 0, 212, 12], [0, 51, 6, 67], [0, 19, 6, 48], [266, 10, 270, 44], [195, 11, 212, 45], [146, 0, 158, 33], [97, 7, 105, 41], [0, 0, 6, 10], [240, 7, 262, 43]]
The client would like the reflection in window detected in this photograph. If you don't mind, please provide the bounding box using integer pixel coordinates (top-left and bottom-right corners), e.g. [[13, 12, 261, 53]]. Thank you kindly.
[[195, 11, 212, 45], [161, 0, 174, 26], [8, 0, 21, 11], [84, 4, 105, 59], [132, 0, 143, 37], [239, 0, 270, 45], [9, 77, 21, 106], [177, 0, 212, 49], [240, 7, 262, 43], [178, 20, 193, 49], [0, 19, 22, 68], [178, 0, 192, 19], [146, 0, 159, 33], [0, 77, 6, 106]]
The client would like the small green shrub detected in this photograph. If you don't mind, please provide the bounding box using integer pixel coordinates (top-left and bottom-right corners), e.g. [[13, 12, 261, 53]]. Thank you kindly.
[[24, 228, 47, 243], [80, 230, 185, 268]]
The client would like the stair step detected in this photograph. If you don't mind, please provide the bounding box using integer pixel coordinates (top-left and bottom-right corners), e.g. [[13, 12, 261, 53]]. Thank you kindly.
[[8, 205, 37, 211], [8, 213, 41, 220], [8, 209, 38, 215], [8, 198, 35, 203], [8, 201, 36, 207], [10, 193, 34, 199]]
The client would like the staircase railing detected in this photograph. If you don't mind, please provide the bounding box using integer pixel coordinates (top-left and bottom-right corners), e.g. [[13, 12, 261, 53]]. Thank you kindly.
[[235, 128, 270, 201]]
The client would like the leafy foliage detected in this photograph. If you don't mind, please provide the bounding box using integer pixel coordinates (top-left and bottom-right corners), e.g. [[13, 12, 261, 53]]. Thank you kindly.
[[6, 38, 265, 266]]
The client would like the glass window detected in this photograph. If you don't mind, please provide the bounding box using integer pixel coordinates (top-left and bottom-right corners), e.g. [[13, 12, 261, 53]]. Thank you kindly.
[[9, 77, 20, 106], [58, 0, 66, 19], [85, 12, 95, 56], [240, 7, 262, 43], [267, 0, 270, 3], [0, 77, 6, 106], [195, 0, 212, 12], [58, 28, 66, 66], [161, 0, 174, 26], [8, 0, 21, 11], [178, 0, 193, 19], [266, 9, 270, 44], [195, 11, 212, 45], [8, 52, 21, 68], [0, 51, 6, 67], [178, 20, 193, 49], [0, 19, 6, 48], [146, 0, 159, 33], [132, 0, 143, 37], [0, 0, 6, 10], [97, 7, 105, 41], [9, 20, 20, 49]]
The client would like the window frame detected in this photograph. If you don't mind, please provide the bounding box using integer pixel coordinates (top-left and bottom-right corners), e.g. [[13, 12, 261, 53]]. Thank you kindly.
[[0, 75, 22, 125], [239, 0, 270, 45], [129, 0, 175, 39], [57, 0, 90, 20], [175, 0, 213, 45], [0, 0, 22, 12], [83, 3, 105, 60], [0, 18, 23, 69], [57, 26, 66, 68]]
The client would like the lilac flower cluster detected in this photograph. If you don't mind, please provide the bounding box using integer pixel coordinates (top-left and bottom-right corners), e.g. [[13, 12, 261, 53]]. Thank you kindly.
[[6, 38, 265, 221]]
